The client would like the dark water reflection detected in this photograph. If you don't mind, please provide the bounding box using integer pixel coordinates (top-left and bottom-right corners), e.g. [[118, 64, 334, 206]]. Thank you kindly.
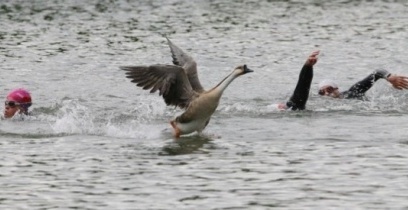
[[160, 135, 214, 156]]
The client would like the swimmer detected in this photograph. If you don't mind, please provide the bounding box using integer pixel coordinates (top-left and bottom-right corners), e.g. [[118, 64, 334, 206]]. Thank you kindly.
[[4, 88, 32, 119], [318, 69, 408, 100]]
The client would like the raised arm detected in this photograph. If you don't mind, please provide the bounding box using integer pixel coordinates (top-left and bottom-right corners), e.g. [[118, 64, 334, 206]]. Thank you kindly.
[[344, 69, 408, 99], [285, 51, 319, 110]]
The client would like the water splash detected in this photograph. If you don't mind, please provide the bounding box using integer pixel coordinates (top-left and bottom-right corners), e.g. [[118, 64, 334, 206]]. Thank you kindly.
[[43, 99, 171, 139], [51, 100, 95, 134]]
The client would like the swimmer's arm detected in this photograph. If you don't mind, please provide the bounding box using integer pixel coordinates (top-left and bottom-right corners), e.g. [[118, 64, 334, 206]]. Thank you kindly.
[[375, 69, 408, 90], [285, 51, 319, 110], [286, 65, 313, 110], [347, 69, 391, 95]]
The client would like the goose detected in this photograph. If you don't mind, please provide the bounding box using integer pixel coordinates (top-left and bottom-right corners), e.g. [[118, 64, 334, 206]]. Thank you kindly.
[[120, 38, 253, 138]]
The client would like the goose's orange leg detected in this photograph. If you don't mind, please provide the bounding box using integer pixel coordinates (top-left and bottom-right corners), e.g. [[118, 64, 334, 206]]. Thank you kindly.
[[170, 120, 181, 138]]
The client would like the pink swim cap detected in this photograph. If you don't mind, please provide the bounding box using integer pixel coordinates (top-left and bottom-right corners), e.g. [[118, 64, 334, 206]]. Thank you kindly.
[[7, 88, 32, 106]]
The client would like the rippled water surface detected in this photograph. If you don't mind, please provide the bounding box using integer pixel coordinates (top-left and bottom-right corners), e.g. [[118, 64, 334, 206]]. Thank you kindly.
[[1, 0, 408, 209]]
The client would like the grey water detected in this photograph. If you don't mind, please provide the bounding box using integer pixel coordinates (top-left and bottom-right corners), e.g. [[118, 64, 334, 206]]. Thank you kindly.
[[1, 0, 408, 209]]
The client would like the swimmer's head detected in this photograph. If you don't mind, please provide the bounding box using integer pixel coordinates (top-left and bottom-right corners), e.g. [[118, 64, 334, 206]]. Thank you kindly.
[[4, 88, 32, 118], [318, 79, 340, 98]]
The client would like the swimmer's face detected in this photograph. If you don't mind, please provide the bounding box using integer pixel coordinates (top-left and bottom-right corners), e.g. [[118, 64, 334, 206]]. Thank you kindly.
[[318, 86, 340, 98], [4, 100, 21, 118]]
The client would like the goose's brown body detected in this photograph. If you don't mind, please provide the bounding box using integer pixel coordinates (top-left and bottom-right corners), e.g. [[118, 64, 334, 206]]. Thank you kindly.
[[121, 38, 253, 137]]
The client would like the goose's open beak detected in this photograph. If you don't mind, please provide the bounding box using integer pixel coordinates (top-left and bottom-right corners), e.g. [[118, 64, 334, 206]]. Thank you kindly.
[[243, 65, 254, 74]]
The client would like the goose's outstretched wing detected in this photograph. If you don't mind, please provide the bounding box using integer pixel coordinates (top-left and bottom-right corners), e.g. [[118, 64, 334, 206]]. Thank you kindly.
[[121, 65, 197, 109], [166, 37, 204, 93]]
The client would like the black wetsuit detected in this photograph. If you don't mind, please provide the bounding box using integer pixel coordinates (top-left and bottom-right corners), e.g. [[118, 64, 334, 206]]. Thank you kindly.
[[340, 69, 391, 100], [286, 64, 314, 110]]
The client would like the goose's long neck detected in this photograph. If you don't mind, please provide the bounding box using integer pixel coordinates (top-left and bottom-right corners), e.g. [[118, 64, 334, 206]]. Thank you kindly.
[[212, 72, 238, 95]]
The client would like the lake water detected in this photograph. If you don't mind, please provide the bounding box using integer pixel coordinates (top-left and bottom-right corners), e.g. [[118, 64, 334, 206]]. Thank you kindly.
[[1, 0, 408, 209]]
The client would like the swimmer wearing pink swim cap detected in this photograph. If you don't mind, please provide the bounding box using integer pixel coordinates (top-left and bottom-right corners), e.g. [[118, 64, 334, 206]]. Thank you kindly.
[[4, 88, 32, 118]]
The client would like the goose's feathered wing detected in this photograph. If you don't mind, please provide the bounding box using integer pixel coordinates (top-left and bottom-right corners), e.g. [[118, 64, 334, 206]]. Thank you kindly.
[[121, 65, 198, 109], [166, 37, 205, 93]]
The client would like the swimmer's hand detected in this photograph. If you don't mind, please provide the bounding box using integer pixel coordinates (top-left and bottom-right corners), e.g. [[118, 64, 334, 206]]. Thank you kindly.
[[277, 103, 287, 110], [387, 74, 408, 90], [305, 50, 320, 66]]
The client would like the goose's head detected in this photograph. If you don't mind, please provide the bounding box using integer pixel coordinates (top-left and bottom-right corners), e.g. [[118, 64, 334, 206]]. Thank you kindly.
[[234, 64, 254, 76]]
